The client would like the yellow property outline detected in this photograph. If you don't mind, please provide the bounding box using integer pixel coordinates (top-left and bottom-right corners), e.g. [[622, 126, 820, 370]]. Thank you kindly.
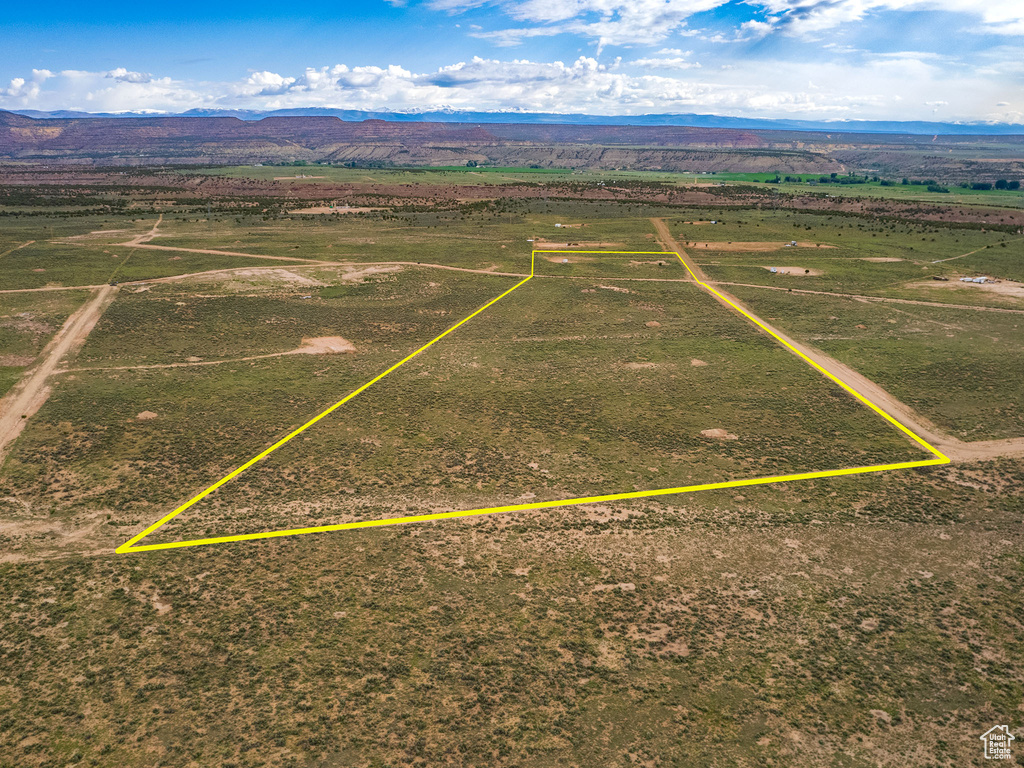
[[117, 249, 949, 554]]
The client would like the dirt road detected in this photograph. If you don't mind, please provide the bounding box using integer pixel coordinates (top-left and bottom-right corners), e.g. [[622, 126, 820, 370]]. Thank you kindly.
[[650, 217, 705, 280], [0, 240, 35, 259], [649, 218, 1024, 463], [0, 285, 118, 462], [115, 241, 327, 264], [931, 236, 1023, 264], [125, 215, 162, 245], [707, 281, 1024, 315]]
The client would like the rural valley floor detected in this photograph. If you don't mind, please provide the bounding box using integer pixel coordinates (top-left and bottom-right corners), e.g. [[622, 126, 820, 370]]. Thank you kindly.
[[1, 168, 1022, 766]]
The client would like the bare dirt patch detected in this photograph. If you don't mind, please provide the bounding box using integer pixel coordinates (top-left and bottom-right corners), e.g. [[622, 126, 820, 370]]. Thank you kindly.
[[293, 337, 356, 355], [592, 582, 636, 593], [905, 280, 1024, 301], [136, 411, 158, 420], [598, 285, 631, 293], [289, 206, 383, 214], [543, 255, 595, 264], [690, 359, 708, 367], [623, 362, 659, 369], [338, 265, 403, 283], [222, 268, 325, 286], [701, 428, 738, 440], [535, 241, 622, 249], [0, 355, 35, 367], [684, 241, 834, 251], [760, 266, 824, 276], [63, 229, 132, 240], [861, 257, 904, 262]]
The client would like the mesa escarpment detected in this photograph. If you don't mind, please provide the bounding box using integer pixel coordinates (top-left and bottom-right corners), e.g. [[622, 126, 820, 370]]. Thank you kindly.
[[6, 110, 1021, 178]]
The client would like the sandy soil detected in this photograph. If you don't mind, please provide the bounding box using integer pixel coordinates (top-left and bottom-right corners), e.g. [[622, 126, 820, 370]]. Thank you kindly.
[[338, 266, 403, 282], [681, 241, 835, 251], [0, 285, 117, 460], [289, 206, 383, 214], [701, 428, 738, 440], [292, 336, 356, 354], [904, 280, 1024, 301], [760, 266, 824, 276], [534, 241, 622, 248], [861, 257, 904, 262], [543, 255, 595, 263], [221, 268, 325, 286], [0, 355, 36, 367]]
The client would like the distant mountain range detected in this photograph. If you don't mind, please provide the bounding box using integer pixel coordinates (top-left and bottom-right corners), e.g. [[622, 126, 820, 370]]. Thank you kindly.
[[3, 109, 1022, 179], [10, 108, 1024, 136]]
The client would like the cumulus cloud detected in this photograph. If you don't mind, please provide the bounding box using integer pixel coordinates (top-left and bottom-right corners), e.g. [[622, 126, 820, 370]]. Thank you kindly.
[[106, 68, 152, 84], [0, 54, 1019, 122]]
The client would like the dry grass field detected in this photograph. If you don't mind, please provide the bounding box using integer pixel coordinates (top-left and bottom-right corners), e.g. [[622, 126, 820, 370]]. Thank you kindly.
[[0, 169, 1021, 767]]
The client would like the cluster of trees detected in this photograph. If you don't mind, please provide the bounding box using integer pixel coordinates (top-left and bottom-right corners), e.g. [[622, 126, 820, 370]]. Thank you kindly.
[[766, 172, 877, 185], [763, 172, 1020, 191], [901, 178, 1019, 191]]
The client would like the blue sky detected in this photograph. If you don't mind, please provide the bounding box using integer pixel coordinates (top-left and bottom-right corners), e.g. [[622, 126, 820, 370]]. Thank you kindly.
[[2, 0, 1022, 122]]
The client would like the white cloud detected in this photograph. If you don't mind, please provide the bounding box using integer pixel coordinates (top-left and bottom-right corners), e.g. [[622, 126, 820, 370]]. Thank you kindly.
[[105, 68, 152, 84], [434, 0, 1024, 44], [630, 57, 701, 70], [456, 0, 724, 50], [753, 0, 1024, 37], [739, 20, 774, 38], [0, 55, 1020, 123]]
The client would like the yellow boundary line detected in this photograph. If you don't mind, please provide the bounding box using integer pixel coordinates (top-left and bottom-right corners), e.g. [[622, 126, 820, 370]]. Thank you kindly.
[[117, 249, 948, 554]]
